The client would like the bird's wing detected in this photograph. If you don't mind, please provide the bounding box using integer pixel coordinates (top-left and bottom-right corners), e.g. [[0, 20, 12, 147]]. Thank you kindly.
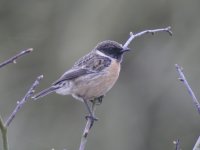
[[53, 52, 111, 85], [53, 68, 94, 85], [73, 51, 111, 72]]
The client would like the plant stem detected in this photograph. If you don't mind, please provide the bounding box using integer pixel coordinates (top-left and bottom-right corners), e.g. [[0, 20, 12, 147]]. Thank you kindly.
[[0, 117, 8, 150], [79, 101, 97, 150], [0, 48, 33, 69]]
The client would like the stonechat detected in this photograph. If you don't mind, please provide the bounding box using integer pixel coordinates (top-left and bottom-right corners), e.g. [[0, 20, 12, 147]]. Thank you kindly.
[[32, 40, 130, 121]]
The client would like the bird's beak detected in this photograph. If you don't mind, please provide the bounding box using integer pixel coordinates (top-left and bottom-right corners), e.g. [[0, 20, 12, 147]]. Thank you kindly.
[[121, 47, 131, 53]]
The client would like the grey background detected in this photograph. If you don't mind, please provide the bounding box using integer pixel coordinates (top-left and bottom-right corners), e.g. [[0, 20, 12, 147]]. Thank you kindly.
[[0, 0, 200, 150]]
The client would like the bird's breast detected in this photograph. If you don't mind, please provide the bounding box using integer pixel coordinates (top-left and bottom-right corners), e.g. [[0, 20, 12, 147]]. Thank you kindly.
[[72, 59, 121, 101]]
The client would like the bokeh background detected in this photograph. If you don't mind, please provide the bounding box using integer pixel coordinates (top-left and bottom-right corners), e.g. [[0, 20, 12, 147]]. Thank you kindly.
[[0, 0, 200, 150]]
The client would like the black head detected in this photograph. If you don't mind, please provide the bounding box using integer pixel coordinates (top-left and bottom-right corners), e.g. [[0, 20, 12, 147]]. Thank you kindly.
[[95, 40, 130, 61]]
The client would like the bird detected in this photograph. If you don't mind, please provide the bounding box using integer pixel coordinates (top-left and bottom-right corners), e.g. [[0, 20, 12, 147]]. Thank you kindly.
[[32, 40, 130, 122]]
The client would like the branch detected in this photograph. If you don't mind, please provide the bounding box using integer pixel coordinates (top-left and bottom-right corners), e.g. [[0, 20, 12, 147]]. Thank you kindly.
[[0, 75, 43, 150], [79, 102, 97, 150], [78, 26, 172, 150], [0, 48, 36, 150], [123, 26, 172, 48], [0, 48, 33, 69], [173, 139, 181, 150], [175, 64, 200, 114], [5, 75, 43, 127], [0, 116, 8, 150], [193, 136, 200, 150]]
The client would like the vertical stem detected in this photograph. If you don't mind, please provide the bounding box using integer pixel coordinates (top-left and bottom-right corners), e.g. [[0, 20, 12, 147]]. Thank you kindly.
[[2, 128, 8, 150], [0, 117, 8, 150]]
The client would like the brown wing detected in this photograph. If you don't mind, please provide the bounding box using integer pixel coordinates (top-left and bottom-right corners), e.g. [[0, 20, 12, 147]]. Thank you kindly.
[[53, 51, 111, 85], [53, 68, 94, 85], [73, 51, 111, 72]]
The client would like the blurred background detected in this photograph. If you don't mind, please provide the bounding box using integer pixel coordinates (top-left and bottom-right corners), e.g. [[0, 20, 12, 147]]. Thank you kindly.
[[0, 0, 200, 149]]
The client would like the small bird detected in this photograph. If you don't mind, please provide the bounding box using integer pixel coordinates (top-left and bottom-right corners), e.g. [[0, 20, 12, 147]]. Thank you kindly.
[[32, 40, 130, 121]]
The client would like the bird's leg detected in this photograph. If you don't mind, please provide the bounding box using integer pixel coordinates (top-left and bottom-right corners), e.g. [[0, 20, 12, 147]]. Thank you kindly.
[[91, 95, 104, 105], [83, 99, 98, 125]]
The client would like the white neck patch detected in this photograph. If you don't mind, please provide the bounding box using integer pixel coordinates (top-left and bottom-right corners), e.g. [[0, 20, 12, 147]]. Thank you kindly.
[[96, 50, 111, 58]]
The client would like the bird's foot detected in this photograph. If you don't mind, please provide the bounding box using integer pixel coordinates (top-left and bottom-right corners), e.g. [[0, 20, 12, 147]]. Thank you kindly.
[[91, 96, 104, 105]]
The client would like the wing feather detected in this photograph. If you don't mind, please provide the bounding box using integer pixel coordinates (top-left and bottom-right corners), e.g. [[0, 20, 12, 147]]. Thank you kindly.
[[53, 68, 94, 85], [53, 51, 111, 85]]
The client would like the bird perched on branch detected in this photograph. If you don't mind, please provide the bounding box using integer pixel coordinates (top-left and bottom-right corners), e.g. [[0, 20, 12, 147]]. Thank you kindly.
[[32, 40, 130, 122]]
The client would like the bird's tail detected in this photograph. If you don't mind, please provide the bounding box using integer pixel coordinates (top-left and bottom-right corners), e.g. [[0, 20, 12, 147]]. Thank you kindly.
[[32, 86, 58, 100]]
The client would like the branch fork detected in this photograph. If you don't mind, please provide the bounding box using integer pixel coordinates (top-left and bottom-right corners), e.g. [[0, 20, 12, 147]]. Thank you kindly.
[[0, 75, 43, 150], [79, 26, 172, 150]]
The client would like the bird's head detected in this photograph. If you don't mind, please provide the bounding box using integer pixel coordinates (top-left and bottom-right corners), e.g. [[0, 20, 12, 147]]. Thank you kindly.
[[95, 40, 130, 61]]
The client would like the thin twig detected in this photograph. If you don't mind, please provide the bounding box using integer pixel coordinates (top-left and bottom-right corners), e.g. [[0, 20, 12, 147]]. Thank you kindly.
[[175, 64, 200, 114], [78, 26, 172, 150], [0, 116, 8, 150], [0, 48, 35, 150], [79, 102, 97, 150], [193, 136, 200, 150], [173, 139, 181, 150], [0, 48, 33, 69], [123, 26, 172, 48], [5, 75, 43, 127]]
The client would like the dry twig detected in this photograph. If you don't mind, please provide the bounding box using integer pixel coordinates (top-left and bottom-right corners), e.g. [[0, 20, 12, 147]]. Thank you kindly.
[[123, 26, 172, 48], [0, 48, 33, 68], [0, 75, 43, 150], [5, 75, 43, 127], [175, 64, 200, 114], [173, 139, 181, 150], [193, 136, 200, 150]]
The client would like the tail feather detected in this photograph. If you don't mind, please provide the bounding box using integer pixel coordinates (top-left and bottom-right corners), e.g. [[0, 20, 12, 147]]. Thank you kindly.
[[32, 86, 57, 100]]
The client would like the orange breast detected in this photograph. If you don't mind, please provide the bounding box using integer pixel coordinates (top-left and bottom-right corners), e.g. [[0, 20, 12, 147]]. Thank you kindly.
[[72, 59, 121, 101], [105, 59, 121, 88]]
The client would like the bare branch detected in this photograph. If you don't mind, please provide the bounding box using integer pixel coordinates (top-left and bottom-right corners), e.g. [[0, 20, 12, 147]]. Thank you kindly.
[[0, 116, 8, 150], [79, 102, 97, 150], [175, 64, 200, 114], [0, 48, 33, 69], [5, 75, 43, 127], [173, 139, 181, 150], [78, 26, 172, 150], [123, 26, 172, 48], [193, 136, 200, 150]]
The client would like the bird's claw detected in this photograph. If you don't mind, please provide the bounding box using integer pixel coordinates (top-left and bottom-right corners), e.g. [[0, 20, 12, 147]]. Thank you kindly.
[[91, 96, 104, 105]]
